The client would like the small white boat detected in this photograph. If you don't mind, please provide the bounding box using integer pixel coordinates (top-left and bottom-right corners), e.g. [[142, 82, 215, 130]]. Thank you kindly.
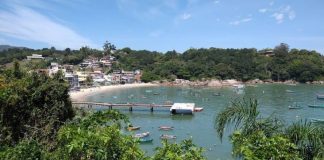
[[133, 132, 150, 138], [316, 94, 324, 99], [194, 107, 204, 112], [310, 118, 324, 123], [160, 134, 176, 139], [286, 90, 295, 93], [233, 84, 245, 89], [159, 126, 174, 131]]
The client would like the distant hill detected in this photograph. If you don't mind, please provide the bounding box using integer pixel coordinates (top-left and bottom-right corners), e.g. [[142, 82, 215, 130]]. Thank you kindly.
[[0, 45, 27, 52]]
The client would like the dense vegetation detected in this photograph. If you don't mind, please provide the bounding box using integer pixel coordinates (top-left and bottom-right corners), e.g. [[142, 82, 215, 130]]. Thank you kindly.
[[2, 43, 323, 83], [116, 43, 324, 82], [216, 99, 324, 159], [0, 64, 205, 159]]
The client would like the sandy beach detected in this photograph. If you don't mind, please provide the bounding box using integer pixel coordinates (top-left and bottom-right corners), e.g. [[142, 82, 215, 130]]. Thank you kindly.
[[70, 83, 159, 101]]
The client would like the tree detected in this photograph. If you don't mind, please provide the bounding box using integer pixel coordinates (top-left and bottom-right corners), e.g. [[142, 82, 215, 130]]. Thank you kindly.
[[215, 99, 324, 159], [0, 67, 74, 148], [215, 99, 281, 140], [273, 43, 289, 57], [103, 41, 116, 55], [53, 110, 146, 160], [152, 139, 205, 160], [285, 121, 324, 160], [231, 131, 300, 160]]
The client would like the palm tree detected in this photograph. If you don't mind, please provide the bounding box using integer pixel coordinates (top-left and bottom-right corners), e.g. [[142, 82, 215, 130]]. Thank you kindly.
[[215, 98, 282, 140], [285, 120, 324, 160], [215, 98, 324, 159]]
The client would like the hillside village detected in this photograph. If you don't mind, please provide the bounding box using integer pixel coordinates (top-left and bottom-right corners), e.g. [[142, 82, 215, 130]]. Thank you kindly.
[[27, 53, 142, 91]]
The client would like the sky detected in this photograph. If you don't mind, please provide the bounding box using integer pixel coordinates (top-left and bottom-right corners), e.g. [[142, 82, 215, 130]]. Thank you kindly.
[[0, 0, 323, 53]]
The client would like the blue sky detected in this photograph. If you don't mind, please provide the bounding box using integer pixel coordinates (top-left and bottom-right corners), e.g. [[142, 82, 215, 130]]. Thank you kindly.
[[0, 0, 323, 53]]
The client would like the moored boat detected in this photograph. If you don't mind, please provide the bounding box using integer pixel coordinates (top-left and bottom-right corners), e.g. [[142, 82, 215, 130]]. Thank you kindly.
[[133, 132, 150, 138], [308, 104, 324, 108], [213, 93, 221, 96], [288, 105, 303, 109], [159, 126, 174, 131], [286, 90, 295, 93], [316, 94, 324, 99], [160, 134, 176, 139], [194, 107, 204, 112], [288, 102, 302, 109], [138, 137, 153, 143], [127, 126, 141, 131], [310, 118, 324, 123]]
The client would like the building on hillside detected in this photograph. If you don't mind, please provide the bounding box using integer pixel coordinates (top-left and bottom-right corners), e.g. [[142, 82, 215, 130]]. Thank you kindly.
[[48, 62, 65, 76], [262, 50, 274, 57], [65, 73, 79, 89], [27, 54, 44, 60], [100, 56, 112, 67], [80, 62, 92, 68], [63, 65, 74, 73]]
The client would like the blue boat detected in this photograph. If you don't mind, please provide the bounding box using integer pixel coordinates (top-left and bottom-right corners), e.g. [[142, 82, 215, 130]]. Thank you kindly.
[[308, 104, 324, 108], [138, 137, 153, 143]]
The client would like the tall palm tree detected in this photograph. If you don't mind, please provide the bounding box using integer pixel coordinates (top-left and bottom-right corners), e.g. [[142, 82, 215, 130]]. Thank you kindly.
[[216, 98, 324, 159], [285, 121, 324, 160], [215, 98, 282, 140]]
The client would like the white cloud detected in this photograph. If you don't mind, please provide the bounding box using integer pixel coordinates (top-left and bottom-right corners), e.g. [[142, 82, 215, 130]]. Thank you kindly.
[[214, 0, 220, 4], [181, 13, 192, 20], [0, 4, 94, 49], [230, 18, 252, 25], [259, 8, 267, 13], [271, 5, 296, 23], [272, 13, 284, 23], [288, 10, 296, 20]]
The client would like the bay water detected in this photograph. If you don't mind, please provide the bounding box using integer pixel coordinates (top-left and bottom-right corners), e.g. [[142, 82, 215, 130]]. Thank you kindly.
[[85, 84, 324, 159]]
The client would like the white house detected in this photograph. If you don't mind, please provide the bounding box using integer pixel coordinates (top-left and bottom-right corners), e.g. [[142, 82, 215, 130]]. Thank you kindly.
[[27, 54, 44, 60]]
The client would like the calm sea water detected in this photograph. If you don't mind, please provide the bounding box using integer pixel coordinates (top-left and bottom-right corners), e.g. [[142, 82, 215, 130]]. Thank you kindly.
[[85, 84, 324, 159]]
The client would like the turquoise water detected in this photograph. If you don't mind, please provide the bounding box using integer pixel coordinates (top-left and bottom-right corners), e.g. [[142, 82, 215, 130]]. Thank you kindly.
[[85, 84, 324, 159]]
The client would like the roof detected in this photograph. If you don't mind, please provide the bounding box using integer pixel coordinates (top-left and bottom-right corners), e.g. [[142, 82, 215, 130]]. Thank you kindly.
[[170, 103, 195, 111]]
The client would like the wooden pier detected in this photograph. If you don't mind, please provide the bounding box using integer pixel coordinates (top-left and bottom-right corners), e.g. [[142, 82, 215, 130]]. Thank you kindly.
[[72, 101, 173, 112]]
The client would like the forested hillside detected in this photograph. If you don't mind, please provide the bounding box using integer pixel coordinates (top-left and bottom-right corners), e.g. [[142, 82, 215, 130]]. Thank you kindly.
[[116, 43, 324, 83], [1, 43, 323, 83]]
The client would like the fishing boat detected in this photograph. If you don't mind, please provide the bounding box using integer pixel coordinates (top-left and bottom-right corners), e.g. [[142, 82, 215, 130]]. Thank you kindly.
[[233, 84, 244, 89], [160, 134, 176, 140], [310, 118, 324, 123], [316, 94, 324, 99], [213, 93, 221, 96], [133, 132, 150, 138], [127, 126, 141, 131], [145, 90, 152, 93], [159, 126, 174, 131], [138, 137, 153, 143], [288, 102, 302, 109], [153, 92, 160, 95], [286, 90, 295, 93], [288, 105, 303, 109], [194, 107, 204, 112], [308, 104, 324, 108]]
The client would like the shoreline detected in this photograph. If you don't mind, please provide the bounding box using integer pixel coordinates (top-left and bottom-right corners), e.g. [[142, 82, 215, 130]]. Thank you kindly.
[[69, 83, 159, 101], [70, 79, 324, 101], [158, 79, 324, 87]]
